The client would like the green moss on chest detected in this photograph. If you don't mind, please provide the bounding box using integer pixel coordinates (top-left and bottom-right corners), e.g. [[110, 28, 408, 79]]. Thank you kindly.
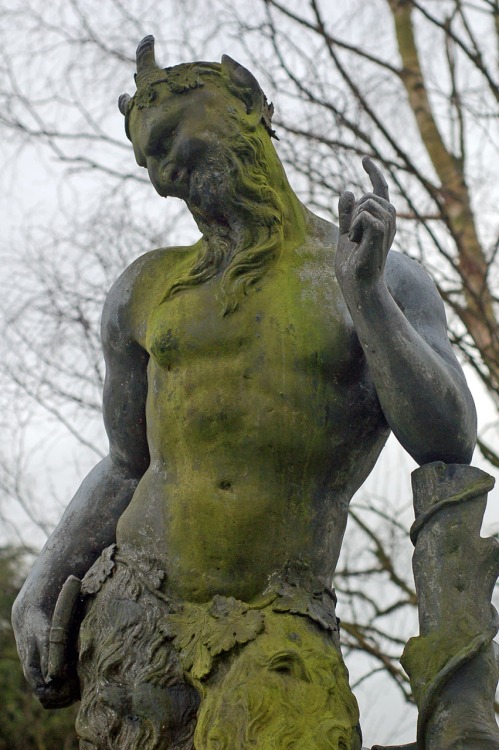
[[142, 249, 359, 383]]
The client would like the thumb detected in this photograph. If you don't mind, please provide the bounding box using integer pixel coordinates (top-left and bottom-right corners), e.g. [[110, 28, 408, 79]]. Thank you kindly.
[[338, 192, 355, 235]]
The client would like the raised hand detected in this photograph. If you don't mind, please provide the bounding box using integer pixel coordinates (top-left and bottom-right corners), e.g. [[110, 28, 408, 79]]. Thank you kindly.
[[335, 157, 396, 292]]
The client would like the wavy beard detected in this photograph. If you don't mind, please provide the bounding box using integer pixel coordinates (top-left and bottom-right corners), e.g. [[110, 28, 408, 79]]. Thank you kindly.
[[162, 124, 285, 315]]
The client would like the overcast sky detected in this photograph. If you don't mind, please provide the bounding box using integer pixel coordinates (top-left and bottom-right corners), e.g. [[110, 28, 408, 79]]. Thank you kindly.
[[1, 1, 498, 744]]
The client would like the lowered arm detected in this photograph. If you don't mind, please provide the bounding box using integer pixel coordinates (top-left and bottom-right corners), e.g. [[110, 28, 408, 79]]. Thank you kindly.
[[12, 272, 150, 707]]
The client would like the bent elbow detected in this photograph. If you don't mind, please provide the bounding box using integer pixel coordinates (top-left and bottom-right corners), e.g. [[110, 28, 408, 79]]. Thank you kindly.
[[412, 397, 477, 467]]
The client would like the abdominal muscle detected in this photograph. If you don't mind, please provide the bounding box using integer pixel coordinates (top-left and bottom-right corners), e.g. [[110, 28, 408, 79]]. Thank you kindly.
[[115, 359, 387, 604], [117, 466, 318, 603]]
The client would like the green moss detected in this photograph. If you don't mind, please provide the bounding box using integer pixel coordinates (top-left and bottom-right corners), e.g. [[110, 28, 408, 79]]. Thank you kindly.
[[117, 219, 346, 603], [194, 611, 361, 750], [401, 624, 479, 706]]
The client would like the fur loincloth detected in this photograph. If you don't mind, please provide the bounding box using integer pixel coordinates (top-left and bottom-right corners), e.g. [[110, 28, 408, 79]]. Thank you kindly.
[[75, 545, 361, 750]]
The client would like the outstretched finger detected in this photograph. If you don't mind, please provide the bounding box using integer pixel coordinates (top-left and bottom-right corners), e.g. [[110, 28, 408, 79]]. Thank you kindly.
[[362, 156, 389, 201], [339, 191, 355, 235]]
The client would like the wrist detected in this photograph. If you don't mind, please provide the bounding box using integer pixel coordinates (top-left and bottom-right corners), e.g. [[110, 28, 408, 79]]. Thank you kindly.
[[15, 576, 56, 616]]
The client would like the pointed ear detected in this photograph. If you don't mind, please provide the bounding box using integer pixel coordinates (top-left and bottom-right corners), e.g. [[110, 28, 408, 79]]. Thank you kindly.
[[221, 55, 264, 124]]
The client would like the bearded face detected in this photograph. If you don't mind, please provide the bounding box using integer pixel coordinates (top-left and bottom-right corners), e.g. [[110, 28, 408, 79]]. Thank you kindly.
[[128, 81, 243, 211], [194, 612, 362, 750], [121, 41, 283, 312], [121, 37, 275, 219]]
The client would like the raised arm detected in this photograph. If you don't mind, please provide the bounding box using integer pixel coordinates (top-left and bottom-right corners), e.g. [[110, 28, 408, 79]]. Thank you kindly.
[[11, 274, 150, 708], [335, 158, 476, 466]]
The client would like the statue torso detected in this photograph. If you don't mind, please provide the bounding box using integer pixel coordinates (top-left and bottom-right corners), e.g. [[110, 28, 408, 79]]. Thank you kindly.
[[115, 231, 389, 602]]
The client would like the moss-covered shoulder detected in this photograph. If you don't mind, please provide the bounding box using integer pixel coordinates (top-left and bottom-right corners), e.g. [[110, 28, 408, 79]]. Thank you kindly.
[[101, 241, 201, 350]]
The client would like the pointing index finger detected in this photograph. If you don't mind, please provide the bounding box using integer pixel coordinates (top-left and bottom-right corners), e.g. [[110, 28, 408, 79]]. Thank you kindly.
[[362, 156, 389, 201]]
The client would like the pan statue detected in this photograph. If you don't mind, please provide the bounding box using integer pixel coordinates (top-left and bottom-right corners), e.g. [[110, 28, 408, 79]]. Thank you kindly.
[[12, 36, 498, 750]]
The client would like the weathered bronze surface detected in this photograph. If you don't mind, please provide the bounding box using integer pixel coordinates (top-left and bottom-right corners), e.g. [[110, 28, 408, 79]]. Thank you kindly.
[[12, 35, 494, 749], [403, 463, 498, 749]]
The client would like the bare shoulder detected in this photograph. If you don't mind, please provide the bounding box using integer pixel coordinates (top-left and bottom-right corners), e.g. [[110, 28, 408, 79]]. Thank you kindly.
[[102, 244, 195, 349]]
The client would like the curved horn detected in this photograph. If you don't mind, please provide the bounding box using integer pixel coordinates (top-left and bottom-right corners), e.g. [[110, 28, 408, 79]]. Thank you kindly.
[[136, 35, 160, 79], [118, 93, 132, 115]]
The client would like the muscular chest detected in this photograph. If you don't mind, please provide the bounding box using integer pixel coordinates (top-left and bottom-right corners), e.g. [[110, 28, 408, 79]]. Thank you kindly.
[[145, 256, 363, 386]]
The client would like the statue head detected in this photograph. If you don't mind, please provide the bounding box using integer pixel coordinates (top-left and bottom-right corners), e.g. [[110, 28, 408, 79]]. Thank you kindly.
[[194, 612, 362, 749], [119, 36, 276, 199], [118, 37, 292, 314]]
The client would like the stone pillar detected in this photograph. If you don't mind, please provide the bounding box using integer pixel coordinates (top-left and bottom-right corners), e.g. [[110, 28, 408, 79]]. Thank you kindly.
[[401, 462, 499, 749]]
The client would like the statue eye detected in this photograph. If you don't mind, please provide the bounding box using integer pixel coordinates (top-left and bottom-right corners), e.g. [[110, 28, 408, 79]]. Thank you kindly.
[[148, 131, 175, 157], [148, 137, 163, 155], [267, 651, 310, 681]]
